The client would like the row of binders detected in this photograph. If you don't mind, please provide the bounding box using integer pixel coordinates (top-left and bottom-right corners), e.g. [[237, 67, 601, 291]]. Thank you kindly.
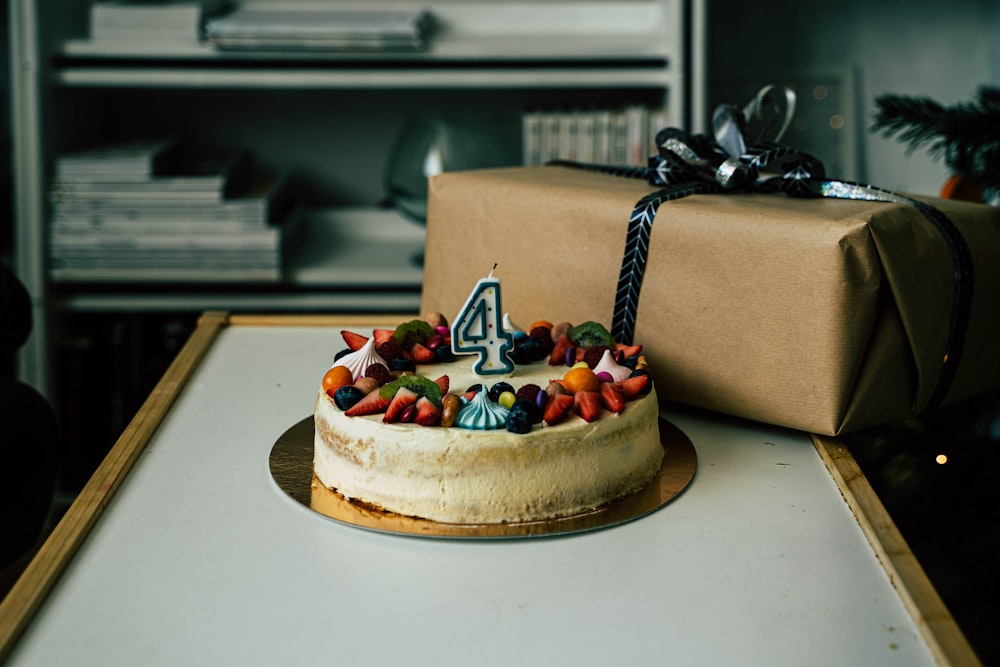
[[522, 105, 670, 168], [49, 138, 297, 282]]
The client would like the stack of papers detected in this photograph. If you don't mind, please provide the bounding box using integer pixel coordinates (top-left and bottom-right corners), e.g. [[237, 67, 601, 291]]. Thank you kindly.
[[49, 139, 297, 282]]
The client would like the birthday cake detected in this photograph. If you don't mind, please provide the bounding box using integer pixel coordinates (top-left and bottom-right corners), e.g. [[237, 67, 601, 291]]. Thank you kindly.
[[312, 306, 662, 524], [313, 267, 661, 524]]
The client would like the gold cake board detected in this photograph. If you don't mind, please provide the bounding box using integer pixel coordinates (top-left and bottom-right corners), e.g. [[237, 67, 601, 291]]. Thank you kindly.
[[270, 417, 697, 538]]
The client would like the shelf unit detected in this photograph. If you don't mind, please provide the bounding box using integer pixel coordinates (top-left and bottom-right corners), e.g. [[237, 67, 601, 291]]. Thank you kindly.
[[9, 0, 704, 475]]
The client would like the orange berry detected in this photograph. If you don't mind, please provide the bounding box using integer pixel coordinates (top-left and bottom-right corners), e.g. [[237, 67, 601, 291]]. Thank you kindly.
[[529, 320, 554, 332], [322, 365, 354, 394], [561, 366, 600, 394]]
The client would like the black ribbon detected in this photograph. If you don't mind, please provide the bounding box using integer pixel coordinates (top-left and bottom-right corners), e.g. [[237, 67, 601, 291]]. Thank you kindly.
[[550, 122, 975, 414]]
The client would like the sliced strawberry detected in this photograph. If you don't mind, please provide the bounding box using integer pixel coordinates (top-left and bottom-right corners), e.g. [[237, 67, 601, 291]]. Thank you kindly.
[[383, 386, 419, 423], [573, 390, 603, 423], [410, 342, 435, 364], [549, 334, 573, 366], [615, 343, 643, 359], [344, 390, 390, 417], [617, 373, 651, 401], [599, 382, 625, 414], [433, 374, 450, 395], [414, 396, 442, 426], [462, 388, 480, 401], [372, 328, 396, 346], [542, 393, 574, 425], [340, 329, 369, 351]]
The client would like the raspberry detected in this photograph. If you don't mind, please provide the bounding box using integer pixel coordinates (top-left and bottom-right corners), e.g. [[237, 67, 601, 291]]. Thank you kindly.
[[364, 363, 391, 386], [377, 341, 404, 362], [584, 345, 610, 369], [514, 383, 542, 404], [528, 326, 553, 346]]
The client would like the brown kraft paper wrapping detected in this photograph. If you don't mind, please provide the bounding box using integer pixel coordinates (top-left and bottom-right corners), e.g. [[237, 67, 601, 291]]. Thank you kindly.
[[421, 165, 1000, 435]]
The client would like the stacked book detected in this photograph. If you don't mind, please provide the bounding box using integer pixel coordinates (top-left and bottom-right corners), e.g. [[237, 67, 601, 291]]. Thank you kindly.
[[521, 104, 671, 167], [49, 139, 296, 282], [81, 0, 232, 52], [204, 6, 435, 52]]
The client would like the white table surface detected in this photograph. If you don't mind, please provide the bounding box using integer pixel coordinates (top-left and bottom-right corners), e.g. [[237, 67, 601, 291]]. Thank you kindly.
[[7, 324, 938, 666]]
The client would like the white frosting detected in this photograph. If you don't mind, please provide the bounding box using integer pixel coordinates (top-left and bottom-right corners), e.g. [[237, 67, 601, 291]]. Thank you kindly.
[[313, 356, 663, 524]]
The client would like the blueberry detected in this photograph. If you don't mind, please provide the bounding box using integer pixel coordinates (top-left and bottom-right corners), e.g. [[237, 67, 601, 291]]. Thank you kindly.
[[433, 345, 456, 363], [488, 382, 515, 402], [465, 383, 483, 395], [389, 357, 416, 372], [334, 348, 352, 361], [333, 385, 365, 411]]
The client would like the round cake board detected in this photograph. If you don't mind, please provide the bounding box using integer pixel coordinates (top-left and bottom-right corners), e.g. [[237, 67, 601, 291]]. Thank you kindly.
[[269, 417, 697, 539]]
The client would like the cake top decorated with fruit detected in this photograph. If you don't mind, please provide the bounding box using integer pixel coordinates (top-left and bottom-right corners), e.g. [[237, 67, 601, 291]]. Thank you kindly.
[[320, 314, 653, 434]]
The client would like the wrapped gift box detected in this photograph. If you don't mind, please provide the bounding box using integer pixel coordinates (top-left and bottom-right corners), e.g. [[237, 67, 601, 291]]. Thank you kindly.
[[421, 165, 1000, 435]]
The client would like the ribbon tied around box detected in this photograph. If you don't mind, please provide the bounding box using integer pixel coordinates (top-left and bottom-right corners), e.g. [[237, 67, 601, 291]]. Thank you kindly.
[[552, 85, 975, 414]]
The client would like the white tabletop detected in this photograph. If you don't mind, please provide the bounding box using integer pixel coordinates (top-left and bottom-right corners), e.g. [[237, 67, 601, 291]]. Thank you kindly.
[[7, 324, 938, 666]]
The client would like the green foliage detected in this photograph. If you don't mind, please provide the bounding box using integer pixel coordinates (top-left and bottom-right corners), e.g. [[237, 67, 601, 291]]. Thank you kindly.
[[871, 86, 1000, 199]]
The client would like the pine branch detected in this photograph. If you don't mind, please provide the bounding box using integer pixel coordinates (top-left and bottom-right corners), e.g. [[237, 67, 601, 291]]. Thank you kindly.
[[871, 86, 1000, 197]]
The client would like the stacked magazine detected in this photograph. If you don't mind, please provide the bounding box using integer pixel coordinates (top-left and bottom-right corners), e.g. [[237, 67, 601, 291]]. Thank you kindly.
[[49, 139, 296, 282]]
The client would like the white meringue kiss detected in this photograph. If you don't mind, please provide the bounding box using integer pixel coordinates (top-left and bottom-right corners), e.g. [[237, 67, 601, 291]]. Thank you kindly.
[[332, 338, 388, 381], [592, 349, 632, 383]]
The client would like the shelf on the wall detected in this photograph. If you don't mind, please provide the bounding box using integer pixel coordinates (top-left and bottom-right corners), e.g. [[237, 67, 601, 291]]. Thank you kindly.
[[53, 62, 676, 90]]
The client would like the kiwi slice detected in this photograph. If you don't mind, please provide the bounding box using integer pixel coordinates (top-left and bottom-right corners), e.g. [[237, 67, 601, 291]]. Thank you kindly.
[[392, 319, 435, 348], [568, 321, 616, 348], [379, 375, 443, 406]]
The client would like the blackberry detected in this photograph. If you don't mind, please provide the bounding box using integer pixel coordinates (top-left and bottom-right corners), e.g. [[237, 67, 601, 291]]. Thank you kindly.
[[505, 411, 533, 434], [510, 398, 542, 424]]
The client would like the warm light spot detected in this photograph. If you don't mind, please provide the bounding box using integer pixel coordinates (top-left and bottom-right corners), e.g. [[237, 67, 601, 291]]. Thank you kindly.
[[813, 85, 829, 101], [935, 454, 948, 465], [829, 114, 846, 130]]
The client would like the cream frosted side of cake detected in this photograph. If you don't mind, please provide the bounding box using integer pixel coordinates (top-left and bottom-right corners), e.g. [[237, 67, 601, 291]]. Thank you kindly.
[[312, 358, 663, 524]]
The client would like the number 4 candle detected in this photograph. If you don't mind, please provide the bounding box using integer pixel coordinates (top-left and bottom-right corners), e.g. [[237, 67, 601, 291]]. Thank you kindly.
[[451, 265, 515, 375]]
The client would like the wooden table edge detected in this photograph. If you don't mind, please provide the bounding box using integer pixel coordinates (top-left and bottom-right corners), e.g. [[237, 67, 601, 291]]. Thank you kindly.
[[811, 433, 981, 667]]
